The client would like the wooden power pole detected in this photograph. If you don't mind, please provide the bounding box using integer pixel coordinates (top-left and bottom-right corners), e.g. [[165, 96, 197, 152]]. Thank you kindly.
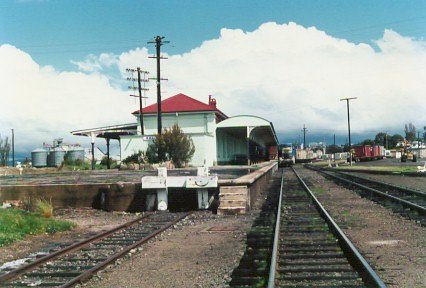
[[148, 36, 169, 135]]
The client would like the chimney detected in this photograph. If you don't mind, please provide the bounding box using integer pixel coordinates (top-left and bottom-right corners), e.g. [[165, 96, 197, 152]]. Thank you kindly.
[[208, 95, 217, 108]]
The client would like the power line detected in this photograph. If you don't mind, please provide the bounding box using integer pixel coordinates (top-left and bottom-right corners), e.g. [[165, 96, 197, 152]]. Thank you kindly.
[[333, 15, 426, 36]]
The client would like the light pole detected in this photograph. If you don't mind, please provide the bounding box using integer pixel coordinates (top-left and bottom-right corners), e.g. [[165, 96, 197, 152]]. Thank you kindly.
[[91, 133, 95, 170], [340, 97, 357, 166]]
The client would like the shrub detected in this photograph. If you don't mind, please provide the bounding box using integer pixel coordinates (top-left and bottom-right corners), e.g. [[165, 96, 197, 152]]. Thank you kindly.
[[100, 156, 117, 167], [35, 198, 53, 218], [122, 151, 145, 164], [146, 124, 195, 168], [63, 154, 85, 167]]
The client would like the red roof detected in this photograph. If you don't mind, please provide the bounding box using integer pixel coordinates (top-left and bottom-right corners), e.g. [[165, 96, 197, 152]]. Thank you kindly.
[[133, 93, 227, 119]]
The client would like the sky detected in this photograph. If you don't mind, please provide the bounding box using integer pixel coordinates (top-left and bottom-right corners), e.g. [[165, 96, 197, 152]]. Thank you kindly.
[[1, 0, 426, 154]]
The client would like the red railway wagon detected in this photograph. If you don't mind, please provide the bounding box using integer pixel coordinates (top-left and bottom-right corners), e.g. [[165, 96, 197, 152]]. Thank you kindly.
[[372, 145, 381, 158], [268, 146, 278, 160], [353, 145, 384, 161]]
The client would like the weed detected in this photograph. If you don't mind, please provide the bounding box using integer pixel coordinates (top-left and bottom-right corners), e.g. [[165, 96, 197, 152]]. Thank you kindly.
[[312, 187, 325, 195], [0, 209, 75, 247], [36, 198, 53, 218]]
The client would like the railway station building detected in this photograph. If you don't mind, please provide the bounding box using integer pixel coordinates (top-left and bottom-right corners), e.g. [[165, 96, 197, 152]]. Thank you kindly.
[[72, 93, 278, 166]]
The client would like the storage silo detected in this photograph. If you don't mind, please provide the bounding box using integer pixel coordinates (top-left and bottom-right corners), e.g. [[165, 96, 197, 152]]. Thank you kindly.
[[67, 148, 85, 162], [31, 148, 48, 168], [49, 147, 66, 167]]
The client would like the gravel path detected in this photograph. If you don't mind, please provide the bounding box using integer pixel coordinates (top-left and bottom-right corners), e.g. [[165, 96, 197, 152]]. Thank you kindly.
[[80, 212, 255, 288], [295, 166, 426, 288]]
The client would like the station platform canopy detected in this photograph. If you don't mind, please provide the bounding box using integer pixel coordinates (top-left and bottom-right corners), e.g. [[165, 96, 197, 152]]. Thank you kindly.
[[71, 123, 138, 140], [216, 115, 278, 165]]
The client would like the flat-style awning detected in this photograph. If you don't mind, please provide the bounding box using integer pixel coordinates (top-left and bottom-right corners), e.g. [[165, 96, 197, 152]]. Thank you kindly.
[[71, 123, 138, 140]]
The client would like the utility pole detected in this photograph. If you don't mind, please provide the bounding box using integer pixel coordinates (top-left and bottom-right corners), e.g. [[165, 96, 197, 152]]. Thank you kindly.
[[11, 128, 14, 167], [127, 68, 149, 135], [333, 133, 336, 162], [340, 97, 357, 166], [148, 36, 169, 135], [385, 132, 388, 150], [302, 124, 307, 150]]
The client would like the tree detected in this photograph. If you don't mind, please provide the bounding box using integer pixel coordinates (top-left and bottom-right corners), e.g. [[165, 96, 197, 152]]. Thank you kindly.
[[374, 132, 387, 146], [389, 134, 404, 148], [404, 123, 416, 142], [0, 134, 11, 167], [423, 126, 426, 142], [146, 124, 195, 168], [326, 144, 342, 154], [361, 139, 374, 145]]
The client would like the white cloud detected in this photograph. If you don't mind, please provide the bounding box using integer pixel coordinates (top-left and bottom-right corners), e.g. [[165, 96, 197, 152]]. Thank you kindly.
[[2, 22, 426, 152], [105, 22, 425, 136], [0, 45, 135, 152], [70, 53, 119, 73]]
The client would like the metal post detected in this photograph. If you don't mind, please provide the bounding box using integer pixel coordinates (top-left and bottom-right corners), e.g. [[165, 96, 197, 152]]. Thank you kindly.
[[11, 129, 14, 167], [106, 138, 110, 169], [340, 97, 357, 166]]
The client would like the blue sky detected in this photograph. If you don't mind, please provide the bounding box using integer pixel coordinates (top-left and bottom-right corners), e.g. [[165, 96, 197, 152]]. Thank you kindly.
[[1, 1, 426, 153], [1, 0, 425, 71]]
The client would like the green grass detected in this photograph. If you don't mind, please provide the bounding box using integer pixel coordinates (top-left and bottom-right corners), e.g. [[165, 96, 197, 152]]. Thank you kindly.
[[335, 165, 418, 172], [311, 187, 325, 196], [64, 162, 118, 170], [0, 209, 75, 247]]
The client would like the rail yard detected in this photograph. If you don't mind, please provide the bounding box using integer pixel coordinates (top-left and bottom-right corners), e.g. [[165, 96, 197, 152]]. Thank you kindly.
[[2, 2, 426, 287], [0, 161, 425, 287]]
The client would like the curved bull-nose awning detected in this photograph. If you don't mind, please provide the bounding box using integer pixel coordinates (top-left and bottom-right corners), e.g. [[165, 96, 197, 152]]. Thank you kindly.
[[216, 115, 278, 165]]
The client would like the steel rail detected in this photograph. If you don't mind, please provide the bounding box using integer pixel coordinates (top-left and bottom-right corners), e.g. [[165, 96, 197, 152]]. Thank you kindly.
[[307, 165, 426, 215], [0, 213, 151, 284], [292, 167, 387, 288], [334, 170, 426, 198], [62, 211, 193, 287], [267, 170, 284, 288], [306, 164, 425, 198]]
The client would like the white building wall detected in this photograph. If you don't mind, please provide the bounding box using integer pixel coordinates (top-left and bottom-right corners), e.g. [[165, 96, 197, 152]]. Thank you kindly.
[[121, 112, 217, 166]]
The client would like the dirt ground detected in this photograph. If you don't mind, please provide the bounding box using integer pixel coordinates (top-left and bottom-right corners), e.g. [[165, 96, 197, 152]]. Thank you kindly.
[[0, 208, 140, 265], [295, 166, 426, 288]]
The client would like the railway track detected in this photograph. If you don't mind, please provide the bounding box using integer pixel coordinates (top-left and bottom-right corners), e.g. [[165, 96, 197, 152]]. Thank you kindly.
[[267, 167, 385, 288], [0, 211, 191, 287], [305, 164, 426, 225], [230, 168, 385, 287]]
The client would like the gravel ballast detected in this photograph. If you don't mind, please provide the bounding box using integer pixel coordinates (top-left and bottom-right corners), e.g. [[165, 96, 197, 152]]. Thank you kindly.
[[81, 212, 255, 288], [295, 166, 426, 287]]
